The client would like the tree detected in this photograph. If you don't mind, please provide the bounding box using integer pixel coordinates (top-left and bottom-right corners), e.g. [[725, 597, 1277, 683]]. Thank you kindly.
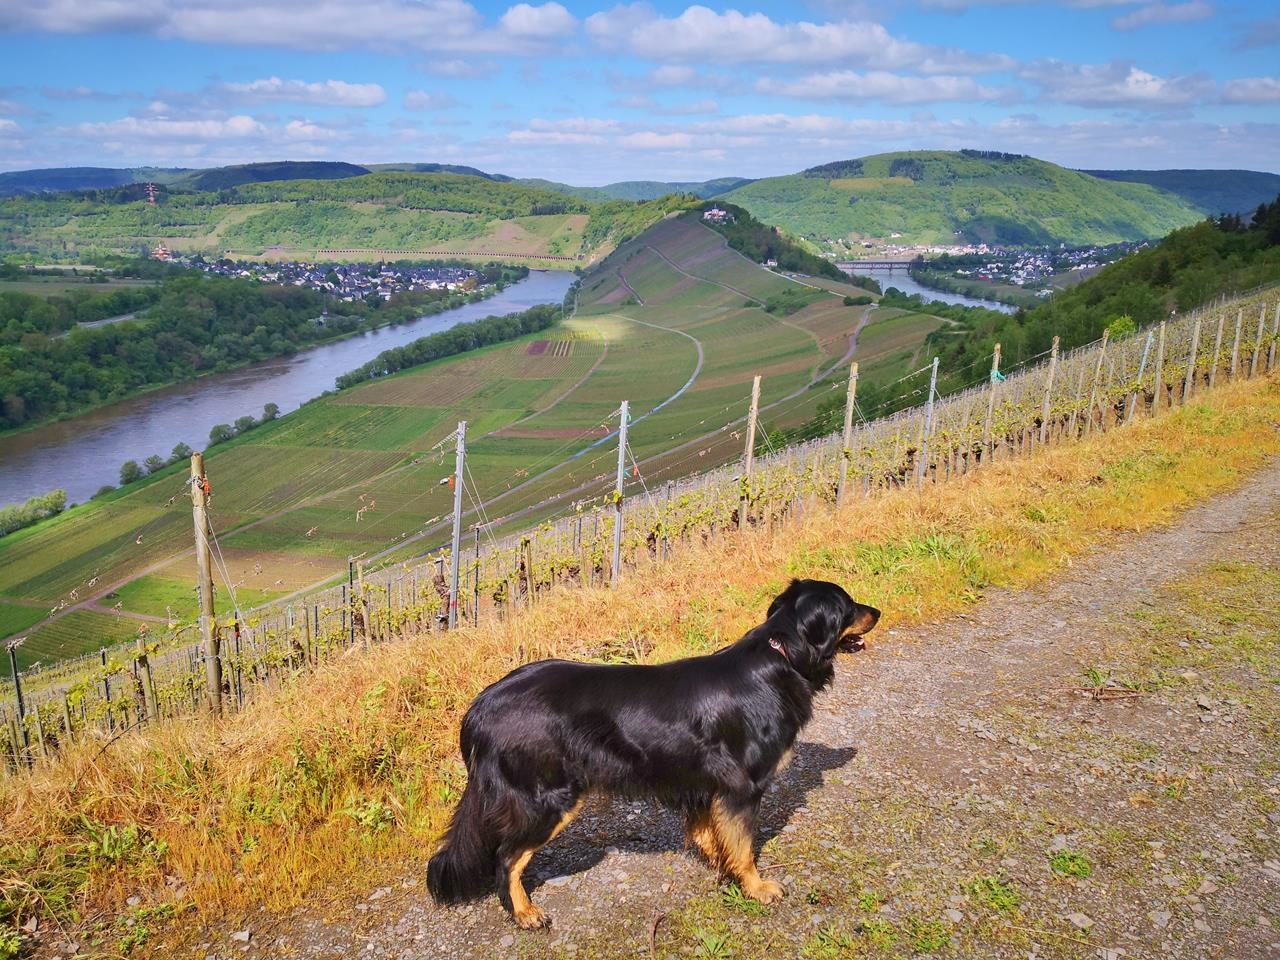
[[144, 454, 166, 475], [234, 415, 257, 435], [119, 460, 143, 485], [94, 485, 116, 498], [208, 423, 234, 445], [169, 442, 193, 464], [262, 402, 280, 421]]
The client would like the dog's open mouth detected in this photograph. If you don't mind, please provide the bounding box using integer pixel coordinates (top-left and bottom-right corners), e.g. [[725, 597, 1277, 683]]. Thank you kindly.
[[837, 632, 867, 653]]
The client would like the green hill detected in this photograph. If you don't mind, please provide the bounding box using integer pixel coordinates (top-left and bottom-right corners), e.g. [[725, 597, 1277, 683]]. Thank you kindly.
[[178, 161, 371, 191], [0, 172, 692, 265], [723, 150, 1205, 247], [517, 177, 752, 202], [1080, 169, 1280, 218], [0, 166, 193, 196]]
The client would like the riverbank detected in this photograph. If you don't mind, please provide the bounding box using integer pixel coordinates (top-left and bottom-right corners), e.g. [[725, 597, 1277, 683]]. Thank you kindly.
[[0, 282, 504, 445], [0, 271, 574, 507], [910, 264, 1044, 309]]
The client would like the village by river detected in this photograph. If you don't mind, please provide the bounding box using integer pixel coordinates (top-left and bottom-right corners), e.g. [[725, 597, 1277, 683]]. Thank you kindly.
[[845, 264, 1018, 314], [0, 271, 576, 508]]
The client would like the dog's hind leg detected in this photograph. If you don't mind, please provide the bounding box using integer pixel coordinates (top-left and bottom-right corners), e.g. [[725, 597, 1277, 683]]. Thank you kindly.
[[498, 799, 583, 930], [710, 795, 784, 905], [685, 807, 724, 872]]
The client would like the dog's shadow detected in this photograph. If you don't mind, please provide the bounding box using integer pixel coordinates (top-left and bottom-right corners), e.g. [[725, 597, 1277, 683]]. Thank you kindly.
[[527, 741, 857, 889]]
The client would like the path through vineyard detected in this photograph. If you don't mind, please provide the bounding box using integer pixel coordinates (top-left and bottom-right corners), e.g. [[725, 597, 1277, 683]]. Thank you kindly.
[[190, 459, 1280, 960]]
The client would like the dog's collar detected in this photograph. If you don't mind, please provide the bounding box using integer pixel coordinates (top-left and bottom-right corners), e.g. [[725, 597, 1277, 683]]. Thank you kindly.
[[768, 637, 791, 664]]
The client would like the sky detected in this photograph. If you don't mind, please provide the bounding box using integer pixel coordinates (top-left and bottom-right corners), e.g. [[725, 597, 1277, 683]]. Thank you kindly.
[[0, 0, 1277, 184]]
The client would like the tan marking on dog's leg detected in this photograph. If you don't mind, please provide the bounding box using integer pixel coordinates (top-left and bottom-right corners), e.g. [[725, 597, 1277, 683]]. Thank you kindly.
[[710, 797, 784, 904], [508, 802, 583, 930], [685, 809, 724, 871]]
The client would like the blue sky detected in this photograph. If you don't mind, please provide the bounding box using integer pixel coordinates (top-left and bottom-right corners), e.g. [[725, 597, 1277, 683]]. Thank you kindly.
[[0, 0, 1277, 182]]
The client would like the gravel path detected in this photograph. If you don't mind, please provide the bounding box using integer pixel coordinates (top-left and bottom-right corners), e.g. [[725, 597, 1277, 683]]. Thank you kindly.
[[199, 459, 1280, 960]]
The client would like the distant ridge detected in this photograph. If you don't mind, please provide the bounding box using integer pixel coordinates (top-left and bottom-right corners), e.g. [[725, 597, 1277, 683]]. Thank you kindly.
[[517, 176, 753, 202], [1078, 168, 1280, 217]]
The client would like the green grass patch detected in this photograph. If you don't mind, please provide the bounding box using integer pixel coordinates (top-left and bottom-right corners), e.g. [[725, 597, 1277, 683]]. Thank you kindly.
[[1049, 851, 1093, 878], [108, 575, 284, 620], [0, 602, 46, 642]]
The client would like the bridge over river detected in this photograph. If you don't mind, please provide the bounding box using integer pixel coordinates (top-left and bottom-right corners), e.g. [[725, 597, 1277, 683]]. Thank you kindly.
[[835, 259, 917, 270]]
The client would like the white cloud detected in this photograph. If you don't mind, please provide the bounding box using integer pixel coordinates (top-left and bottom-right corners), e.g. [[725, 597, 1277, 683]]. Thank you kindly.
[[619, 131, 695, 148], [71, 115, 266, 140], [664, 99, 720, 115], [221, 77, 387, 107], [284, 119, 345, 140], [422, 59, 498, 78], [758, 70, 1018, 104], [584, 4, 1013, 73], [651, 65, 699, 87], [1022, 60, 1211, 108], [1222, 77, 1280, 104], [497, 1, 575, 38], [404, 89, 461, 111], [0, 0, 575, 55], [508, 130, 606, 145], [0, 119, 18, 133], [1111, 1, 1212, 31]]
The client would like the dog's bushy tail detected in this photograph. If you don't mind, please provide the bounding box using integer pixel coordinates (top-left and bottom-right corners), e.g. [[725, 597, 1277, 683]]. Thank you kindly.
[[427, 773, 498, 904]]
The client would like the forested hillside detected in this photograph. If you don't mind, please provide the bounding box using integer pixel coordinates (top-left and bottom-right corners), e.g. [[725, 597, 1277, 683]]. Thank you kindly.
[[724, 150, 1205, 246], [1082, 168, 1280, 217]]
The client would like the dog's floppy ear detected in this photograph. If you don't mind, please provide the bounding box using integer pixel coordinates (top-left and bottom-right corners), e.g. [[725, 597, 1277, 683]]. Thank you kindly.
[[846, 603, 880, 636]]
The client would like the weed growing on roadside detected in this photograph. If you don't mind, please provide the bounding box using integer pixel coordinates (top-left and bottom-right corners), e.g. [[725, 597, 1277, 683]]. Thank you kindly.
[[966, 874, 1020, 913], [1049, 851, 1093, 878]]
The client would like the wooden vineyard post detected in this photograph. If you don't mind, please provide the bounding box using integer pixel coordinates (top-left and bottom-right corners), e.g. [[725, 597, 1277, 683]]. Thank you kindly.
[[472, 526, 481, 626], [1086, 330, 1109, 434], [136, 631, 158, 724], [1152, 321, 1166, 415], [356, 561, 370, 648], [1251, 304, 1266, 378], [611, 401, 629, 587], [1208, 311, 1225, 389], [983, 344, 1001, 460], [1126, 330, 1155, 423], [6, 640, 29, 759], [1068, 364, 1086, 436], [1269, 303, 1279, 373], [189, 453, 222, 718], [740, 376, 761, 528], [1039, 337, 1059, 444], [837, 363, 858, 507], [448, 420, 466, 630], [916, 358, 940, 486], [1229, 308, 1243, 379], [1183, 319, 1201, 402]]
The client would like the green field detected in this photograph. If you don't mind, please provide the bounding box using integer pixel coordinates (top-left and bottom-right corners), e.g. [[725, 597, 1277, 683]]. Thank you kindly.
[[0, 212, 947, 666]]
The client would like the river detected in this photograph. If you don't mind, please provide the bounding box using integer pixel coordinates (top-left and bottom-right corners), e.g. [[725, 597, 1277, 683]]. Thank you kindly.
[[0, 271, 575, 508], [842, 265, 1018, 315]]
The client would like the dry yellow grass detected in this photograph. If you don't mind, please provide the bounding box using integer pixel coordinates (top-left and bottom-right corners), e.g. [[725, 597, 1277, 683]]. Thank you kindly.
[[3, 375, 1279, 947]]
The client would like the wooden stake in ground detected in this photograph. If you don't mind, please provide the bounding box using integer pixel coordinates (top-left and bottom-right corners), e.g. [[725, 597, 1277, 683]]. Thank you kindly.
[[984, 343, 1001, 459], [447, 421, 466, 630], [1086, 330, 1109, 434], [837, 362, 858, 507], [189, 453, 222, 718], [611, 401, 629, 586], [740, 375, 761, 528], [1152, 321, 1166, 415], [1040, 336, 1059, 443], [1251, 304, 1267, 378], [1208, 311, 1225, 389], [1183, 319, 1201, 403], [1270, 303, 1279, 373], [1230, 308, 1243, 378]]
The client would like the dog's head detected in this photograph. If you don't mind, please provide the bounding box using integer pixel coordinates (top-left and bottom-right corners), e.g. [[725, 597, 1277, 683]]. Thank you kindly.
[[766, 579, 881, 686]]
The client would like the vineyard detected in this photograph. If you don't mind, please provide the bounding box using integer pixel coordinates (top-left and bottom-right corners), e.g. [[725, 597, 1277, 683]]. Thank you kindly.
[[5, 284, 1277, 766]]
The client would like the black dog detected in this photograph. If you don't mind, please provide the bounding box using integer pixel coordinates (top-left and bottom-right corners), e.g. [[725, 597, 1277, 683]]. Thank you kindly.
[[426, 579, 880, 928]]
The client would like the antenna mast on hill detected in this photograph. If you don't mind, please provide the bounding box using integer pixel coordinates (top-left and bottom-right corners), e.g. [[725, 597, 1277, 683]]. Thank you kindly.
[[145, 183, 158, 205]]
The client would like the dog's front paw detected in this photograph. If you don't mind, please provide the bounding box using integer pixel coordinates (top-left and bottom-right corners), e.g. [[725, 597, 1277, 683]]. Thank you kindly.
[[514, 904, 552, 930], [745, 878, 785, 904]]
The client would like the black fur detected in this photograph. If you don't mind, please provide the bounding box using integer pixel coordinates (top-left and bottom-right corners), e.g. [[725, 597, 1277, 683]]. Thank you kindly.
[[426, 579, 879, 922]]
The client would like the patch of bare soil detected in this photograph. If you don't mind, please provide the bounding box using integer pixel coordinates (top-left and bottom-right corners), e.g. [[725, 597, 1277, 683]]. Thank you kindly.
[[182, 461, 1280, 960]]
